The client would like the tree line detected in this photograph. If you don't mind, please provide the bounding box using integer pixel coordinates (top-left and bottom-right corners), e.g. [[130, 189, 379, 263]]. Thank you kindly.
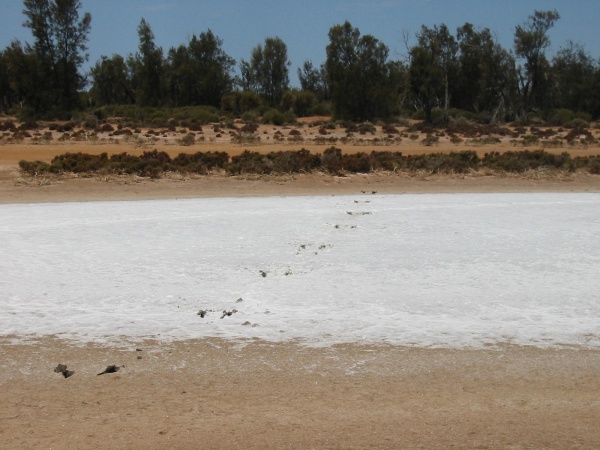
[[1, 0, 600, 124]]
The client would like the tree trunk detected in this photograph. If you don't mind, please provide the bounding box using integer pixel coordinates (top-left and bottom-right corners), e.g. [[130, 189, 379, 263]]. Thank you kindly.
[[444, 71, 450, 124]]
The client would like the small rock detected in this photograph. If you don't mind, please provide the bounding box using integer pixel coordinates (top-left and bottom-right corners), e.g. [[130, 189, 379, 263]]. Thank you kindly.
[[236, 298, 243, 303], [221, 309, 238, 319], [135, 348, 143, 352], [97, 365, 121, 375], [54, 363, 68, 373], [137, 355, 143, 360], [54, 364, 74, 378], [197, 310, 207, 318], [259, 270, 267, 277], [242, 321, 251, 326]]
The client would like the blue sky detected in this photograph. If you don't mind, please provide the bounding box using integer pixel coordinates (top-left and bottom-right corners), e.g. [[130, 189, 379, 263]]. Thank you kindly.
[[1, 0, 599, 86]]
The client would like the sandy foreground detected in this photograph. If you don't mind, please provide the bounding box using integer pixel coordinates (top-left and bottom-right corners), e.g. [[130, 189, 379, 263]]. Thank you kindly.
[[1, 338, 599, 450], [1, 141, 600, 449]]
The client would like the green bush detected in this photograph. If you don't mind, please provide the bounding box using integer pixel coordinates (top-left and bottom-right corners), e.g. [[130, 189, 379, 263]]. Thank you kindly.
[[178, 133, 196, 146], [586, 157, 600, 174], [405, 151, 480, 174], [358, 122, 376, 135], [261, 109, 286, 125], [228, 150, 272, 174], [342, 152, 371, 173], [422, 134, 439, 146], [308, 100, 333, 117], [269, 149, 321, 173], [18, 147, 600, 179], [18, 160, 51, 175], [172, 151, 228, 174], [368, 151, 404, 171], [318, 146, 342, 174], [564, 118, 590, 130], [482, 150, 574, 172]]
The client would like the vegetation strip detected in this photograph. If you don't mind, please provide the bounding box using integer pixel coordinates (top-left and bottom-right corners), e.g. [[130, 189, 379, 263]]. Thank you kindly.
[[19, 148, 600, 178]]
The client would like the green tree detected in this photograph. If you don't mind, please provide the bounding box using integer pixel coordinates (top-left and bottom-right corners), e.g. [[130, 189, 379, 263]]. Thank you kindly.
[[166, 30, 235, 107], [514, 9, 560, 116], [2, 39, 45, 114], [297, 60, 328, 100], [409, 24, 458, 124], [240, 36, 290, 106], [326, 21, 397, 121], [551, 41, 597, 115], [132, 18, 164, 107], [0, 50, 15, 112], [23, 0, 91, 114], [281, 89, 318, 117], [456, 23, 517, 121], [90, 54, 134, 105]]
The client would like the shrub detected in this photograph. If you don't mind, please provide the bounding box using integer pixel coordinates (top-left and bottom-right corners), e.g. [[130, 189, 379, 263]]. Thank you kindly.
[[241, 122, 259, 133], [19, 160, 51, 175], [0, 121, 17, 132], [342, 152, 371, 173], [261, 109, 286, 125], [422, 134, 439, 146], [368, 151, 404, 171], [564, 118, 590, 130], [469, 136, 501, 145], [382, 124, 399, 134], [447, 116, 476, 134], [482, 150, 574, 173], [269, 149, 321, 173], [520, 135, 539, 146], [221, 91, 263, 115], [228, 150, 272, 174], [172, 151, 229, 173], [405, 151, 480, 174], [358, 122, 376, 135], [50, 152, 109, 173], [344, 122, 358, 133], [548, 109, 576, 126], [19, 121, 39, 131], [587, 157, 600, 174], [178, 133, 196, 146], [308, 100, 333, 117], [321, 146, 343, 174], [98, 123, 114, 132]]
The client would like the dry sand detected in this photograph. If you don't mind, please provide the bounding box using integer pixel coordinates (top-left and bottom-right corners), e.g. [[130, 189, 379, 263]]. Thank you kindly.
[[1, 138, 600, 449], [1, 338, 599, 449]]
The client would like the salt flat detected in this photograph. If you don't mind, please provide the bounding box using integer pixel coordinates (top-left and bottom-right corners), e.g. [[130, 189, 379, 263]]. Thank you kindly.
[[1, 192, 599, 347]]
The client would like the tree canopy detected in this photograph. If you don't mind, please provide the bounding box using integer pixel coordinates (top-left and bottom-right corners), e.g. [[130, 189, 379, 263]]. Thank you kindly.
[[326, 21, 398, 121], [240, 37, 291, 106], [2, 4, 600, 124], [4, 0, 91, 116]]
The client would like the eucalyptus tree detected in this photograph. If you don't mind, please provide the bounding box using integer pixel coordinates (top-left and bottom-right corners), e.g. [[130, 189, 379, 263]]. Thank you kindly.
[[297, 60, 328, 100], [456, 23, 517, 121], [0, 50, 15, 112], [409, 24, 458, 123], [166, 30, 235, 107], [551, 41, 598, 116], [90, 54, 134, 106], [326, 21, 396, 121], [132, 18, 165, 107], [15, 0, 91, 115], [514, 9, 560, 116], [240, 36, 290, 106]]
